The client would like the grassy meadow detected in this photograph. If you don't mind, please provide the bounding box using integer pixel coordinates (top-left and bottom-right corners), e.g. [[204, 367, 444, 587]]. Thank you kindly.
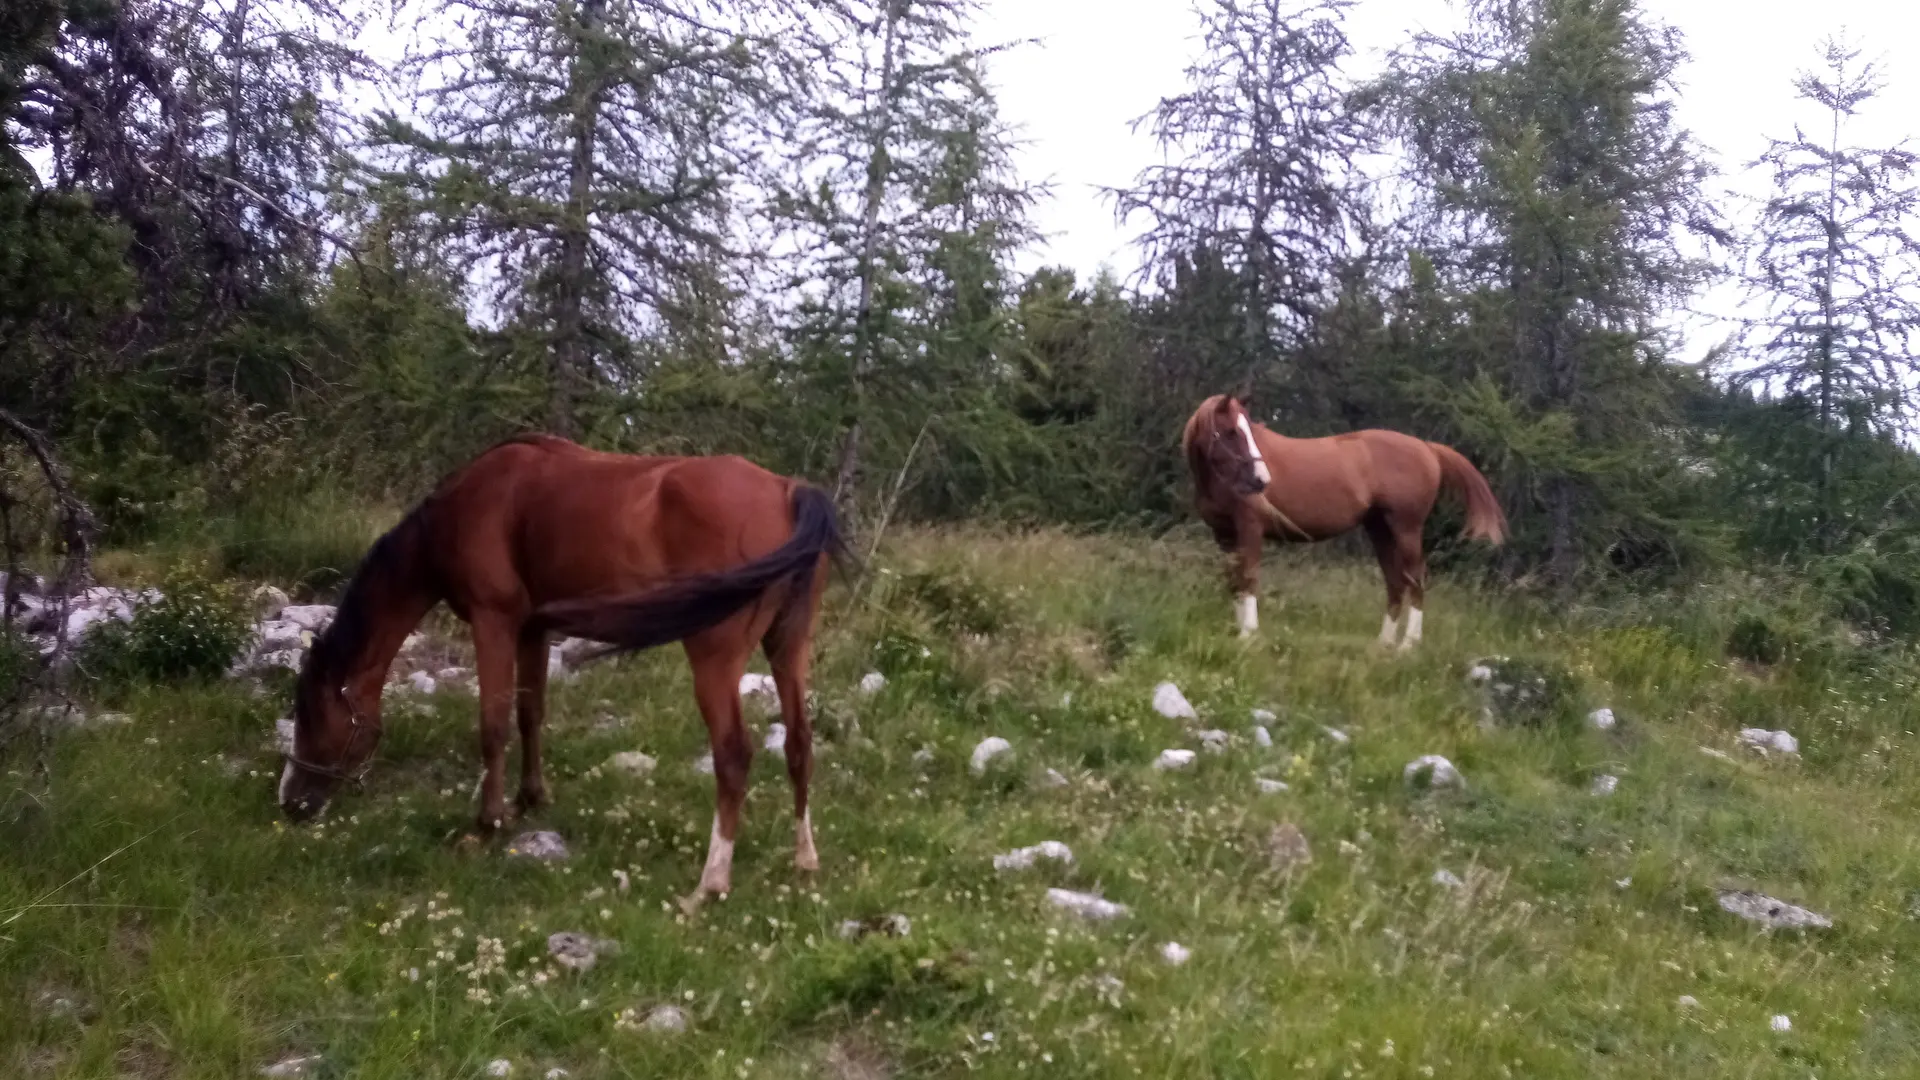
[[6, 524, 1920, 1078]]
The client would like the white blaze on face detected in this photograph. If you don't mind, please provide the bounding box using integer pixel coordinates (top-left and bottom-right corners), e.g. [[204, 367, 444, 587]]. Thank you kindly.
[[1235, 413, 1271, 486]]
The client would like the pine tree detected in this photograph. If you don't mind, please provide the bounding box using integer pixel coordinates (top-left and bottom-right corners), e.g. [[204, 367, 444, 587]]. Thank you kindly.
[[1739, 38, 1920, 546]]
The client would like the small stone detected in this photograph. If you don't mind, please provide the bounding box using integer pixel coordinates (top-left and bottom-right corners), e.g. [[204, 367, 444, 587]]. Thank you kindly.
[[1152, 748, 1197, 770], [837, 913, 911, 940], [1588, 707, 1616, 731], [1254, 777, 1290, 794], [692, 753, 714, 776], [1251, 725, 1273, 748], [858, 671, 887, 695], [1738, 728, 1800, 755], [251, 585, 291, 619], [970, 737, 1012, 775], [1251, 707, 1277, 724], [643, 1004, 689, 1033], [738, 673, 780, 712], [993, 841, 1074, 871], [1045, 888, 1128, 920], [1770, 1014, 1792, 1033], [1715, 889, 1832, 930], [486, 1059, 513, 1078], [1590, 773, 1619, 796], [548, 931, 602, 971], [279, 605, 336, 633], [260, 1056, 322, 1078], [506, 831, 570, 861], [1196, 729, 1230, 753], [1404, 755, 1463, 790], [407, 671, 437, 695], [1266, 823, 1312, 871], [606, 751, 656, 776], [547, 648, 569, 680], [1677, 995, 1699, 1009], [764, 723, 787, 752], [1151, 682, 1197, 721], [545, 1070, 570, 1080], [1432, 868, 1465, 889], [1466, 663, 1493, 683], [1159, 941, 1191, 966], [1041, 767, 1069, 788], [1322, 726, 1351, 745], [911, 747, 935, 766]]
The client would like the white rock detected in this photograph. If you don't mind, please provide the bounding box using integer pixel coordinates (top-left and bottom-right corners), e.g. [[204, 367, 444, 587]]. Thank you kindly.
[[254, 619, 306, 653], [1770, 1014, 1792, 1033], [1159, 941, 1191, 966], [970, 737, 1013, 775], [738, 673, 780, 711], [1467, 664, 1493, 683], [911, 747, 936, 766], [858, 671, 887, 695], [1590, 774, 1619, 796], [1251, 725, 1273, 748], [273, 717, 296, 755], [1323, 726, 1351, 745], [486, 1059, 513, 1077], [280, 605, 336, 633], [1715, 889, 1832, 930], [642, 1004, 688, 1033], [1251, 708, 1277, 724], [1677, 995, 1699, 1009], [1588, 707, 1616, 731], [506, 831, 570, 860], [407, 671, 437, 695], [993, 840, 1074, 871], [764, 723, 787, 752], [692, 753, 714, 776], [438, 666, 472, 682], [260, 1055, 322, 1078], [1041, 767, 1070, 788], [1153, 748, 1197, 770], [547, 647, 569, 680], [1404, 755, 1463, 790], [1738, 728, 1799, 755], [1254, 777, 1290, 794], [545, 1070, 570, 1080], [547, 931, 616, 972], [1432, 868, 1465, 889], [606, 751, 656, 776], [1151, 682, 1197, 721], [1196, 729, 1230, 753], [1045, 888, 1128, 920]]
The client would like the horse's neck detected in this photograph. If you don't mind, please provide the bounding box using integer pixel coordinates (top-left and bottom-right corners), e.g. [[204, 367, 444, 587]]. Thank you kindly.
[[329, 571, 435, 708]]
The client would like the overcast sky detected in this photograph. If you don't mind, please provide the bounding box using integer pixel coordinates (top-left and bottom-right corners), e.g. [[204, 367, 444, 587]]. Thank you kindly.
[[975, 0, 1919, 359]]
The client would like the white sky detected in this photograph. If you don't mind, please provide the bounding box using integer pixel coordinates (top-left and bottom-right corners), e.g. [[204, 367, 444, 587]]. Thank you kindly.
[[978, 0, 1920, 357]]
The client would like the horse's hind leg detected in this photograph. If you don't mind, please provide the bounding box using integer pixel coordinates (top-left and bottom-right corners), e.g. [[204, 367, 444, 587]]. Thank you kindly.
[[1363, 512, 1406, 647], [764, 566, 827, 874], [513, 627, 551, 812], [685, 630, 754, 905]]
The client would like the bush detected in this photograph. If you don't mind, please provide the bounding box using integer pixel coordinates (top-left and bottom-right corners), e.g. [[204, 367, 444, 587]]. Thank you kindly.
[[1726, 612, 1790, 666], [0, 630, 36, 703], [1475, 655, 1582, 731], [81, 566, 251, 684], [893, 564, 1014, 635]]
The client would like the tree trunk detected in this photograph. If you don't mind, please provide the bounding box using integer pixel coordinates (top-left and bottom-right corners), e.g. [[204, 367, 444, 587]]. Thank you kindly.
[[551, 0, 607, 439]]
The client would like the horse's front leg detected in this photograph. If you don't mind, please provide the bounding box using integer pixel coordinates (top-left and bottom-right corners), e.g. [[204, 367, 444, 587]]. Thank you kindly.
[[513, 627, 551, 812], [1232, 502, 1265, 637]]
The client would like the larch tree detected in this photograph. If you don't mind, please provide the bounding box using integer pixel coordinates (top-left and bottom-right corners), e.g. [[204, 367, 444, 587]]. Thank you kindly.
[[1739, 37, 1920, 545], [376, 0, 808, 437], [1377, 0, 1719, 582], [1109, 0, 1366, 402]]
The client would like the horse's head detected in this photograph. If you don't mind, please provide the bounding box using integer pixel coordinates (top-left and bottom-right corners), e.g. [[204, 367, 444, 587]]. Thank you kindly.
[[279, 673, 379, 822], [1202, 395, 1271, 498]]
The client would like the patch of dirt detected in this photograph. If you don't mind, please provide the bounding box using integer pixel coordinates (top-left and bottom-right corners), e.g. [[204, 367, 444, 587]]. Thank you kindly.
[[823, 1035, 892, 1080], [113, 1036, 173, 1079]]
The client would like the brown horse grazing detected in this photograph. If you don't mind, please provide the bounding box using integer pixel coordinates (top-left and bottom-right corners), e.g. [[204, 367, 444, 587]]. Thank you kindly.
[[1182, 395, 1507, 649], [278, 434, 843, 905]]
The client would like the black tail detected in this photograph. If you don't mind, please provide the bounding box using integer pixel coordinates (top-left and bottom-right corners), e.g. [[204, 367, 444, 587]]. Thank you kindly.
[[531, 486, 848, 661]]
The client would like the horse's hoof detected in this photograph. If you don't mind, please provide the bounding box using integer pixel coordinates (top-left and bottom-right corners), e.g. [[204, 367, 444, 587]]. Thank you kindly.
[[514, 787, 550, 813], [795, 851, 820, 873]]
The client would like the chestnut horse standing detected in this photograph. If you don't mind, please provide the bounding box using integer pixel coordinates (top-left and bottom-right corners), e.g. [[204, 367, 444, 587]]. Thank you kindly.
[[1183, 395, 1507, 648], [278, 434, 843, 906]]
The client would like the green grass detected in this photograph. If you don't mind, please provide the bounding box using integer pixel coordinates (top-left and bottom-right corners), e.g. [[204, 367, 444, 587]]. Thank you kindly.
[[6, 526, 1920, 1078]]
